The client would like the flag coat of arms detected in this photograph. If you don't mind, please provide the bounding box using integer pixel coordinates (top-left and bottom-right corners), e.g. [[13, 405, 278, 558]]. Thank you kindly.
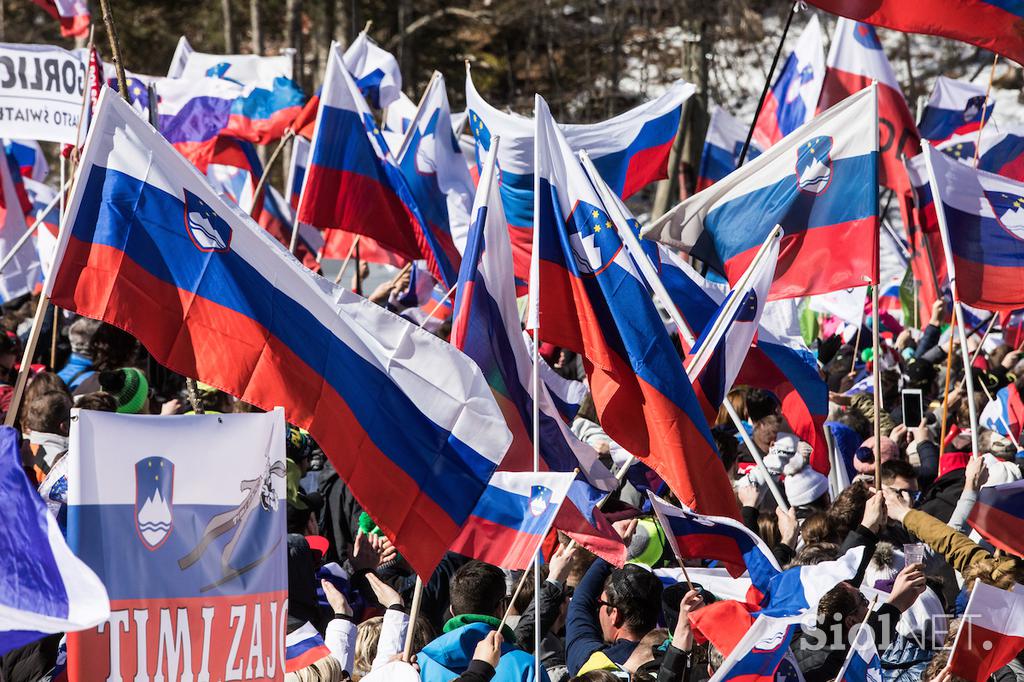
[[45, 87, 512, 580], [644, 86, 879, 300], [924, 144, 1024, 311], [66, 409, 288, 680], [697, 106, 762, 191], [529, 94, 738, 520], [753, 14, 825, 149], [817, 18, 919, 192], [918, 76, 993, 143]]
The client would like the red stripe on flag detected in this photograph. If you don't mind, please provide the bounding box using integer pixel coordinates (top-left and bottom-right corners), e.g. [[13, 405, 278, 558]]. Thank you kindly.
[[950, 255, 1024, 312], [451, 515, 545, 571], [967, 500, 1024, 558], [50, 238, 460, 577], [622, 138, 675, 199]]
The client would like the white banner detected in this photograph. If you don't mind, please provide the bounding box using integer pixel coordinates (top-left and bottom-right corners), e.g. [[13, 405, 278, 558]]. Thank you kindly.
[[0, 43, 86, 144]]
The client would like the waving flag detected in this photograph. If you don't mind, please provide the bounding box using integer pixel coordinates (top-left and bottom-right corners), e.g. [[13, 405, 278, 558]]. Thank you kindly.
[[697, 107, 762, 191], [836, 618, 882, 682], [0, 426, 109, 656], [924, 143, 1024, 311], [644, 86, 879, 300], [648, 492, 781, 594], [530, 95, 737, 519], [919, 76, 993, 143], [451, 471, 576, 570], [47, 88, 512, 579], [286, 622, 332, 672], [0, 145, 40, 302], [950, 581, 1024, 682], [30, 0, 89, 38], [383, 91, 420, 152], [818, 18, 919, 192], [687, 231, 781, 416], [708, 613, 804, 682], [1002, 308, 1024, 349], [939, 126, 1024, 182], [175, 46, 294, 84], [287, 135, 310, 210], [903, 155, 947, 324], [967, 479, 1024, 557], [4, 139, 49, 182], [805, 0, 1024, 67], [25, 177, 60, 280], [394, 73, 475, 288], [297, 44, 425, 263], [452, 140, 623, 563], [343, 30, 402, 109], [467, 68, 694, 287], [762, 547, 865, 616], [753, 14, 825, 149]]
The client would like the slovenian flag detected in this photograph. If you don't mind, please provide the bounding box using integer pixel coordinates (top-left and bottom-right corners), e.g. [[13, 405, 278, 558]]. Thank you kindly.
[[0, 426, 110, 655], [835, 614, 882, 682], [451, 471, 576, 570], [753, 14, 825, 149], [967, 479, 1024, 558], [46, 86, 512, 579], [804, 0, 1024, 68], [342, 30, 403, 110], [924, 143, 1024, 312], [530, 94, 738, 520], [817, 18, 919, 192], [707, 612, 804, 682], [648, 492, 781, 595], [451, 140, 624, 563], [467, 67, 695, 289], [285, 622, 332, 672], [918, 76, 993, 143], [949, 581, 1024, 682], [4, 139, 49, 182], [938, 125, 1024, 183], [644, 86, 879, 300], [761, 546, 865, 616], [697, 106, 762, 191]]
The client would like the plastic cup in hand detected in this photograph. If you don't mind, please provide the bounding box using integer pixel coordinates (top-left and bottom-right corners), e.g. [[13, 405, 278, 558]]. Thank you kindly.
[[904, 543, 925, 567]]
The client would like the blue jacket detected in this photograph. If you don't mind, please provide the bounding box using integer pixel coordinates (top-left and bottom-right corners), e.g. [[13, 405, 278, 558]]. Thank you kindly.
[[57, 353, 94, 390], [419, 621, 548, 682], [565, 558, 637, 676]]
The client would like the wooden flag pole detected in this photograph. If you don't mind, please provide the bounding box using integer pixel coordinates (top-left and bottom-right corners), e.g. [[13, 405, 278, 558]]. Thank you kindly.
[[5, 296, 50, 426], [252, 129, 295, 221], [98, 0, 129, 102], [736, 0, 798, 166], [402, 576, 424, 662], [332, 236, 362, 284], [973, 53, 999, 167], [938, 306, 957, 458]]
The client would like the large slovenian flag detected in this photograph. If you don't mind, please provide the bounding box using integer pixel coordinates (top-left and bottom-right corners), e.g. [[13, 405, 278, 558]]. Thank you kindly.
[[46, 86, 512, 579], [753, 14, 825, 149], [949, 581, 1024, 682], [0, 426, 109, 656], [452, 140, 624, 563], [686, 232, 781, 418], [924, 143, 1024, 311], [297, 43, 426, 263], [818, 18, 920, 193], [467, 68, 695, 288], [697, 106, 762, 191], [450, 471, 576, 570], [648, 492, 781, 595], [653, 249, 829, 473], [393, 72, 475, 289], [966, 479, 1024, 558], [918, 76, 993, 143], [30, 0, 89, 38], [529, 94, 738, 520], [805, 0, 1024, 67], [644, 86, 879, 300]]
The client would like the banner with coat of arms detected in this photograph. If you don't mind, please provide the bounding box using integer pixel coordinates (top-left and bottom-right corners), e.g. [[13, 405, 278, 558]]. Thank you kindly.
[[66, 408, 288, 681]]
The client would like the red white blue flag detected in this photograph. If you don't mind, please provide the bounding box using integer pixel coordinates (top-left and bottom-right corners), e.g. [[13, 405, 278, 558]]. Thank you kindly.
[[949, 581, 1024, 682], [451, 471, 576, 570], [47, 88, 512, 579], [342, 30, 403, 110], [918, 76, 993, 143], [285, 622, 332, 672], [451, 141, 624, 563], [805, 0, 1024, 67], [4, 139, 49, 182], [645, 86, 879, 300], [467, 68, 694, 289], [66, 409, 287, 679], [708, 613, 804, 682], [924, 143, 1024, 311], [818, 18, 919, 192], [529, 94, 738, 519], [30, 0, 89, 38], [697, 106, 762, 191], [967, 479, 1024, 558], [938, 126, 1024, 183], [753, 14, 825, 149]]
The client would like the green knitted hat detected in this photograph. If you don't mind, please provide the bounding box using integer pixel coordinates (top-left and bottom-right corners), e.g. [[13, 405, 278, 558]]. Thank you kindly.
[[114, 367, 148, 414]]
